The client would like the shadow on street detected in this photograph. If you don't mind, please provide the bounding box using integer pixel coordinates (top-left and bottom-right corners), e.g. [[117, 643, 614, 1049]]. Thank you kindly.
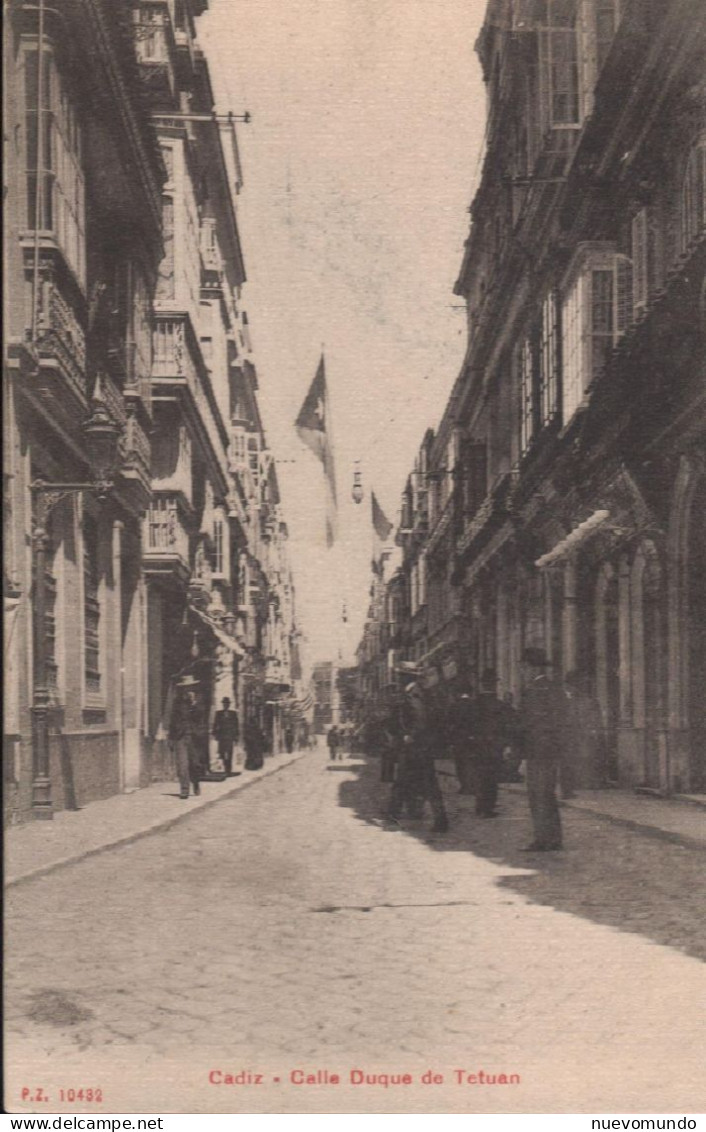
[[337, 754, 706, 964]]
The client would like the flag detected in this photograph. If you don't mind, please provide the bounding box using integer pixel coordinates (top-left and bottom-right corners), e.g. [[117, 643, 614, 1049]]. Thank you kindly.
[[295, 355, 337, 546], [371, 491, 393, 573]]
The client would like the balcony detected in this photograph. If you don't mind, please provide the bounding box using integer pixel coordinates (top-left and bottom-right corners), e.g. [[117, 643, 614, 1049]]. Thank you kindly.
[[152, 312, 230, 483], [456, 470, 517, 559], [200, 219, 224, 279], [119, 411, 152, 504], [29, 258, 87, 407], [133, 2, 177, 105], [142, 494, 190, 585], [173, 23, 197, 84]]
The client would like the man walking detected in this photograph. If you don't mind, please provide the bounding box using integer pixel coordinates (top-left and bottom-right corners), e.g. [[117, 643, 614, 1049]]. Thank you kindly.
[[212, 696, 240, 776], [468, 668, 520, 817], [169, 675, 204, 799], [519, 647, 570, 851], [327, 725, 340, 761]]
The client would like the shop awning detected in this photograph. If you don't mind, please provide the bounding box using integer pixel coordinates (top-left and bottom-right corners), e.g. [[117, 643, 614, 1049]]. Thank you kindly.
[[534, 510, 610, 569], [190, 605, 246, 656]]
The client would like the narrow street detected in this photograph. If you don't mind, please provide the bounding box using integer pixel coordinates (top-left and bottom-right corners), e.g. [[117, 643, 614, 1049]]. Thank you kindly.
[[6, 751, 705, 1114]]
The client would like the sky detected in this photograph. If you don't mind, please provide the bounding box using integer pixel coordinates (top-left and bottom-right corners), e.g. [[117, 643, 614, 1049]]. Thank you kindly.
[[199, 0, 488, 670]]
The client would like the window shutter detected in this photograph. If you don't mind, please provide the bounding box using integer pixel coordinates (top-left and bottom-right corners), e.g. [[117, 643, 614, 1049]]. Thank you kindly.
[[616, 254, 633, 338], [520, 339, 534, 454], [537, 28, 552, 138]]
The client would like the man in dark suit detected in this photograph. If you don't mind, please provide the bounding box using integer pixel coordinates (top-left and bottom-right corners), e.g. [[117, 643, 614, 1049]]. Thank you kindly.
[[467, 667, 520, 817], [385, 681, 449, 833], [212, 697, 240, 776], [519, 647, 571, 851]]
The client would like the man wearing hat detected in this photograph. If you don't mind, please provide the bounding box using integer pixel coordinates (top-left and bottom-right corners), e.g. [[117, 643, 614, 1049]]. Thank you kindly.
[[466, 667, 520, 817], [212, 696, 240, 776], [518, 646, 571, 850], [168, 675, 204, 799]]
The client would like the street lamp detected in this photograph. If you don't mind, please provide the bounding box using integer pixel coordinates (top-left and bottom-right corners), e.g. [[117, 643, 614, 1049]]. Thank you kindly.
[[30, 386, 122, 819], [351, 461, 364, 505]]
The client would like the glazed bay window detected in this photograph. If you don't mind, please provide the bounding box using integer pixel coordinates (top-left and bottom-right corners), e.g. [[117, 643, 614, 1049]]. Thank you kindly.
[[24, 44, 86, 287], [561, 245, 632, 426]]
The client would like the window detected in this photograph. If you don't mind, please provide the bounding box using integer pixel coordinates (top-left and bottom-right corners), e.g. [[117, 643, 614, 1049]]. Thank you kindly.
[[213, 519, 224, 575], [32, 503, 59, 693], [561, 247, 632, 425], [462, 440, 488, 518], [25, 45, 85, 286], [595, 0, 619, 73], [83, 514, 102, 696], [131, 267, 153, 392], [231, 429, 246, 468], [680, 136, 706, 254], [248, 437, 260, 487], [539, 0, 580, 129], [540, 290, 560, 425], [632, 208, 649, 315], [520, 291, 561, 455], [134, 4, 170, 64]]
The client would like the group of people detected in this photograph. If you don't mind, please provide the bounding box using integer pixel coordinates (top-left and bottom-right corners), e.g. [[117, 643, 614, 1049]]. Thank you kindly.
[[326, 724, 355, 760], [168, 679, 268, 800], [375, 647, 607, 852]]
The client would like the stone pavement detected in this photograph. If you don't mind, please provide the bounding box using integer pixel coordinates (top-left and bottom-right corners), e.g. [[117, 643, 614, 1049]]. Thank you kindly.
[[6, 749, 703, 890], [5, 747, 306, 887], [5, 750, 705, 1115]]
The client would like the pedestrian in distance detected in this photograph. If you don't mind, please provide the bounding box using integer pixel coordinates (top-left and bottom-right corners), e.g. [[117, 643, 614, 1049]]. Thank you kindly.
[[518, 647, 571, 851], [284, 724, 295, 754], [212, 696, 240, 776], [468, 667, 520, 817], [385, 680, 449, 834], [168, 675, 205, 799], [327, 725, 340, 761], [447, 679, 476, 795], [244, 713, 266, 771]]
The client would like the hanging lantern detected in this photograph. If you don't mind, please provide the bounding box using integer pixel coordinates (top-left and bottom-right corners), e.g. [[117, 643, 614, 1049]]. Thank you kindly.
[[352, 462, 364, 505]]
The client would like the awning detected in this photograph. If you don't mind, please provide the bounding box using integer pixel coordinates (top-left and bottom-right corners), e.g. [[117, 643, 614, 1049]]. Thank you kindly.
[[190, 605, 246, 656], [534, 510, 610, 569]]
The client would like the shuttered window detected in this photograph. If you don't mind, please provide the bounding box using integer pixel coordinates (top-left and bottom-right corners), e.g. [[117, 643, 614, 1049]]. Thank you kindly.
[[83, 515, 102, 696], [520, 291, 561, 455]]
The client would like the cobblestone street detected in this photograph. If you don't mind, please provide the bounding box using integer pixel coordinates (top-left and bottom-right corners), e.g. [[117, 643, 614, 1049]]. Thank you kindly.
[[5, 751, 706, 1114]]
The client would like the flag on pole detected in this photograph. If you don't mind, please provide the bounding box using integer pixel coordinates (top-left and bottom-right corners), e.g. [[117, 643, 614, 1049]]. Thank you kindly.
[[295, 355, 337, 546], [371, 491, 393, 573]]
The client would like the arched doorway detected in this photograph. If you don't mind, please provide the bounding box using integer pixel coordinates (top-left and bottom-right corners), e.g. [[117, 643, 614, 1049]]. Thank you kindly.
[[632, 543, 666, 789]]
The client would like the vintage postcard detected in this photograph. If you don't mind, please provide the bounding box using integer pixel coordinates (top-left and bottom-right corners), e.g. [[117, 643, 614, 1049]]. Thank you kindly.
[[3, 0, 705, 1117]]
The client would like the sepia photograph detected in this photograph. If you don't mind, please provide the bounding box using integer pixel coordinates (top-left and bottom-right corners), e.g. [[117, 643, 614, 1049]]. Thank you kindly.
[[3, 0, 705, 1118]]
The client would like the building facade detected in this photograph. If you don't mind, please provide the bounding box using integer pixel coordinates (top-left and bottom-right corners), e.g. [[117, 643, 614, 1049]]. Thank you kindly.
[[3, 0, 299, 821], [452, 0, 705, 792], [356, 0, 705, 794]]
